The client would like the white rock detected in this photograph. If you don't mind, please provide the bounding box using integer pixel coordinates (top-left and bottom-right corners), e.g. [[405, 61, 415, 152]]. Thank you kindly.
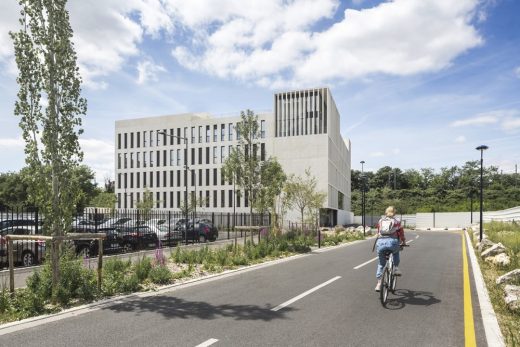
[[504, 285, 520, 312], [481, 243, 506, 259], [484, 253, 511, 267], [476, 238, 495, 253], [496, 269, 520, 285], [356, 226, 364, 233]]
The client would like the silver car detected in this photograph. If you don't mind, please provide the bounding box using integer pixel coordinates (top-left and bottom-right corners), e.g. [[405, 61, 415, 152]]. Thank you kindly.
[[0, 226, 46, 267]]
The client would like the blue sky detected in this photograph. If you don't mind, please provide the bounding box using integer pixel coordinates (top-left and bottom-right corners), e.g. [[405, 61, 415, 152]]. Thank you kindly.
[[0, 0, 519, 182]]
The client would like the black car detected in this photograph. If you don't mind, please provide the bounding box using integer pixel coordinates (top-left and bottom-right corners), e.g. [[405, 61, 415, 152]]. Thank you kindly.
[[117, 226, 159, 252], [181, 221, 218, 242], [75, 228, 123, 257], [0, 219, 39, 233]]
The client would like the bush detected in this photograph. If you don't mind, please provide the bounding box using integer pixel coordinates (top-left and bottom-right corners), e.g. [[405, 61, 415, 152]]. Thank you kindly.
[[102, 258, 139, 296], [134, 256, 153, 282], [0, 287, 11, 314], [149, 265, 172, 284]]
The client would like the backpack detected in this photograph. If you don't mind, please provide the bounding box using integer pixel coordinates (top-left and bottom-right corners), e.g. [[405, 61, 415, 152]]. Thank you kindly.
[[379, 216, 398, 236]]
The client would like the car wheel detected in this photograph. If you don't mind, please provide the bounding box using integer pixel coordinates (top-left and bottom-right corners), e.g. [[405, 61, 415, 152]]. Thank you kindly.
[[78, 246, 91, 258], [22, 251, 35, 267], [123, 243, 133, 253]]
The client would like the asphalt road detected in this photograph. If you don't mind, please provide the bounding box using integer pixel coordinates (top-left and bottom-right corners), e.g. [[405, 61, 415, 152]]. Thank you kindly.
[[0, 231, 487, 346]]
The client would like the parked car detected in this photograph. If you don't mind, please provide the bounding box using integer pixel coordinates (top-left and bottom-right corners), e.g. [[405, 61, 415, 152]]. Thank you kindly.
[[0, 226, 46, 267], [99, 217, 133, 229], [70, 218, 99, 233], [117, 226, 159, 252], [0, 219, 39, 233], [155, 224, 182, 245], [181, 221, 219, 242], [75, 228, 124, 257]]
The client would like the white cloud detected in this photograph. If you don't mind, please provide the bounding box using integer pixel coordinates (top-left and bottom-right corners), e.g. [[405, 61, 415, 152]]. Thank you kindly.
[[451, 109, 520, 133], [170, 0, 483, 87], [370, 151, 385, 157], [0, 137, 24, 149], [137, 58, 167, 84], [501, 117, 520, 132], [455, 135, 466, 143], [79, 138, 115, 184], [451, 113, 501, 127]]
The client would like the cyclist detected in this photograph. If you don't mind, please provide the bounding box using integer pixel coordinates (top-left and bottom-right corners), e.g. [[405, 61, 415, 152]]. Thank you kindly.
[[374, 206, 405, 292]]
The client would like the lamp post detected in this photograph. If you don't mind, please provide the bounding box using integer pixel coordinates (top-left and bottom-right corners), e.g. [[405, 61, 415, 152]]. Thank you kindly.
[[360, 160, 365, 237], [159, 131, 189, 244], [476, 145, 488, 242]]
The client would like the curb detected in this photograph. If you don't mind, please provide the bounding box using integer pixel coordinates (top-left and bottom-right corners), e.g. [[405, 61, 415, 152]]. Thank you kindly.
[[464, 230, 505, 347]]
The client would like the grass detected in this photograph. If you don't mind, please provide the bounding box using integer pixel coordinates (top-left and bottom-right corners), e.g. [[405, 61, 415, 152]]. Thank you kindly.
[[471, 221, 520, 346], [1, 231, 359, 325]]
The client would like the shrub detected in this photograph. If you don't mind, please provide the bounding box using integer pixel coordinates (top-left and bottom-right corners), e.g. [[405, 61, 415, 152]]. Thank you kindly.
[[0, 287, 11, 314], [149, 265, 172, 284], [135, 256, 153, 282], [102, 258, 139, 296]]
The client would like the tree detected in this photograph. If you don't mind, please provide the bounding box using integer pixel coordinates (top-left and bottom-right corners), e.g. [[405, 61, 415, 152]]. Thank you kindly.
[[90, 192, 117, 209], [74, 165, 98, 212], [255, 157, 286, 227], [0, 171, 29, 208], [135, 188, 154, 220], [285, 168, 325, 232], [222, 110, 262, 243], [11, 0, 86, 237], [179, 194, 206, 216]]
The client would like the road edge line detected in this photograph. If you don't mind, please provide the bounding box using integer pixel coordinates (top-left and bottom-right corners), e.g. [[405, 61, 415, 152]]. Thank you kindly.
[[464, 229, 505, 347], [462, 232, 477, 347]]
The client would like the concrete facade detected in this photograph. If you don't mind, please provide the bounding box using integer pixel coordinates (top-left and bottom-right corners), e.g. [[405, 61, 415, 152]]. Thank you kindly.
[[114, 87, 352, 225]]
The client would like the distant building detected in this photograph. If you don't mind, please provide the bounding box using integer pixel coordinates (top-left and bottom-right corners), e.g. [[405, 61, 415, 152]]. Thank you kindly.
[[115, 87, 352, 226]]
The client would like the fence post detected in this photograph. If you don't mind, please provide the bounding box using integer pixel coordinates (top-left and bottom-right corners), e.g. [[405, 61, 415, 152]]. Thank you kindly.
[[8, 239, 14, 294], [97, 238, 103, 292], [168, 210, 171, 245], [95, 208, 98, 232], [227, 213, 230, 239]]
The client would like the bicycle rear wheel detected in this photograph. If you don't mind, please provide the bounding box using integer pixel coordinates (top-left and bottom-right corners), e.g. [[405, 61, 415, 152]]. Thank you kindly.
[[380, 267, 390, 306], [390, 271, 397, 293]]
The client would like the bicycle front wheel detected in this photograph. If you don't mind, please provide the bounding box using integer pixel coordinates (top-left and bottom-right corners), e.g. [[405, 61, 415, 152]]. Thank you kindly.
[[380, 268, 390, 306], [391, 271, 397, 293]]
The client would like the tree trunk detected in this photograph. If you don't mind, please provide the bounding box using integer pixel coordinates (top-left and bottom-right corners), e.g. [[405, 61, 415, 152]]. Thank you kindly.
[[301, 208, 305, 235]]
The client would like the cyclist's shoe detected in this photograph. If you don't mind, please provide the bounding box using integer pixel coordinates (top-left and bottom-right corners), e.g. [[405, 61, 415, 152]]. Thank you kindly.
[[394, 267, 402, 276], [375, 281, 381, 292]]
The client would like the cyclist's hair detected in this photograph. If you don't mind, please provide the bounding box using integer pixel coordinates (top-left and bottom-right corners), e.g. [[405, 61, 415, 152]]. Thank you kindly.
[[385, 206, 396, 217]]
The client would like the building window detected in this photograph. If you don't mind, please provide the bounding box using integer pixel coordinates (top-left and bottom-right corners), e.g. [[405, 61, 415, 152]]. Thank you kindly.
[[177, 191, 181, 208], [338, 191, 344, 210], [170, 170, 174, 187], [176, 149, 181, 166], [124, 153, 127, 169], [143, 151, 147, 168], [136, 152, 140, 168], [198, 126, 202, 143], [237, 191, 241, 207], [213, 124, 218, 142], [206, 147, 210, 164], [163, 192, 166, 208], [156, 150, 160, 167], [136, 132, 140, 148], [245, 190, 249, 207], [117, 173, 121, 189], [130, 132, 134, 148], [236, 124, 241, 140], [229, 190, 233, 207], [124, 133, 127, 149], [130, 153, 134, 168], [163, 171, 167, 187], [143, 171, 147, 188], [169, 128, 174, 145], [199, 169, 202, 186], [221, 189, 225, 207], [150, 131, 154, 147], [261, 120, 266, 138], [228, 123, 233, 141], [198, 147, 202, 165], [213, 190, 217, 208], [130, 173, 134, 188], [118, 153, 121, 169], [191, 170, 195, 186], [199, 191, 203, 208], [191, 127, 195, 144], [156, 192, 160, 208], [163, 150, 167, 168], [170, 191, 174, 208], [124, 173, 127, 189], [156, 130, 161, 146], [213, 168, 217, 186], [191, 148, 195, 165], [221, 169, 225, 185], [117, 193, 121, 208], [117, 134, 121, 149], [213, 146, 217, 164], [206, 126, 210, 142], [143, 131, 148, 147], [170, 150, 174, 166], [206, 191, 210, 207], [136, 172, 140, 188], [150, 172, 154, 188], [221, 146, 226, 163], [149, 151, 154, 167], [177, 128, 181, 145], [137, 192, 140, 205], [261, 143, 265, 161], [221, 124, 225, 141], [177, 170, 181, 187], [205, 169, 210, 186]]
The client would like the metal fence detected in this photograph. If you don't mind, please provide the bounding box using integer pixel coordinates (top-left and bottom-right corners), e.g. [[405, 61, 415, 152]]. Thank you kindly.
[[0, 206, 271, 269]]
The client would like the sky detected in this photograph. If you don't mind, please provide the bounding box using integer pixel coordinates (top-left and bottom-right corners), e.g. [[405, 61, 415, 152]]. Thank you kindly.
[[0, 0, 519, 183]]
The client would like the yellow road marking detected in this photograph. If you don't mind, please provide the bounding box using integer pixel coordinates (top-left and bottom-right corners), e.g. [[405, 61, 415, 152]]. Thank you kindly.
[[462, 232, 477, 347]]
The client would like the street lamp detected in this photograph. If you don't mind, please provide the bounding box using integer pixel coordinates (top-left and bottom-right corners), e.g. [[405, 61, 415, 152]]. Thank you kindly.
[[476, 145, 488, 242], [159, 131, 189, 244], [360, 160, 366, 237]]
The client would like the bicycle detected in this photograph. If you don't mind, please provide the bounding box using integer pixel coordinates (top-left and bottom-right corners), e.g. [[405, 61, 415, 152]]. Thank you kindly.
[[380, 243, 409, 307]]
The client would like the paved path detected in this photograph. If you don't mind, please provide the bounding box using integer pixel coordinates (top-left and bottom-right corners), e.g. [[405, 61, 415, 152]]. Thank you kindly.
[[0, 231, 487, 346]]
